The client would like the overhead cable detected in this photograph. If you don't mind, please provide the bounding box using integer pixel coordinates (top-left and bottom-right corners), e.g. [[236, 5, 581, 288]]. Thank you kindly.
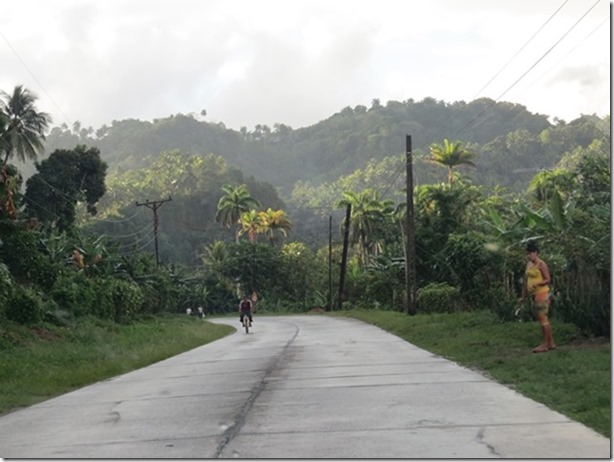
[[0, 28, 73, 126]]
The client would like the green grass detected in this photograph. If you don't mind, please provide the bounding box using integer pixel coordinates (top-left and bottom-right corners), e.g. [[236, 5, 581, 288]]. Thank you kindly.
[[0, 315, 234, 415], [331, 309, 611, 437]]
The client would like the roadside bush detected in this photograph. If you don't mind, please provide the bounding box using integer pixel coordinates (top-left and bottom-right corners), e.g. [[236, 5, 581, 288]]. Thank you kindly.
[[0, 228, 58, 289], [136, 271, 186, 315], [50, 272, 97, 317], [554, 291, 610, 337], [89, 277, 116, 320], [484, 286, 520, 322], [6, 286, 44, 324], [256, 298, 304, 314], [42, 298, 74, 326], [442, 232, 506, 306], [0, 263, 13, 319], [111, 279, 144, 323], [417, 282, 465, 313]]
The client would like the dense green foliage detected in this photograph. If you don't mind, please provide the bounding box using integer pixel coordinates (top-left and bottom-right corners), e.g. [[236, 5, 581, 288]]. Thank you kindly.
[[24, 145, 107, 231], [1, 85, 610, 341], [417, 282, 465, 313]]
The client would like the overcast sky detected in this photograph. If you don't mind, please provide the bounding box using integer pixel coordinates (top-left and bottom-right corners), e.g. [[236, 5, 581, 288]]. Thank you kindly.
[[1, 0, 610, 132]]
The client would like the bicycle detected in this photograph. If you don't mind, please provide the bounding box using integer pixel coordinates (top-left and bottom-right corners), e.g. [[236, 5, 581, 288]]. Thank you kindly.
[[242, 313, 251, 333]]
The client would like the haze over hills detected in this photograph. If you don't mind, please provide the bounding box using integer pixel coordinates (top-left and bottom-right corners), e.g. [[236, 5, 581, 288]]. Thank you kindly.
[[36, 96, 609, 201], [6, 95, 605, 266]]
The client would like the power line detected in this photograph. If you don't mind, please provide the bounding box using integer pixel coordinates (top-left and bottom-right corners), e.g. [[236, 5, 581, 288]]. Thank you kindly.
[[520, 15, 609, 94], [21, 193, 58, 219], [94, 207, 144, 224], [136, 197, 173, 266], [460, 0, 602, 135], [372, 0, 578, 200], [123, 232, 158, 254], [96, 225, 153, 240], [0, 28, 73, 126], [35, 175, 81, 204], [471, 0, 570, 100]]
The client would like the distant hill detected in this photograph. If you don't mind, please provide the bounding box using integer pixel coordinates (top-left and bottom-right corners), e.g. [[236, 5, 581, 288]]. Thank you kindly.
[[37, 96, 608, 198], [18, 96, 608, 266]]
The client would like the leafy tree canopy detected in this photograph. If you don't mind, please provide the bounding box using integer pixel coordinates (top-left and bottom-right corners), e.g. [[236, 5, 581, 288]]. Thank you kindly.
[[24, 145, 107, 231]]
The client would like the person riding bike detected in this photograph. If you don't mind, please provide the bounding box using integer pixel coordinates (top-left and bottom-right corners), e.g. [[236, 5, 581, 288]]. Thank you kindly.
[[239, 296, 253, 326]]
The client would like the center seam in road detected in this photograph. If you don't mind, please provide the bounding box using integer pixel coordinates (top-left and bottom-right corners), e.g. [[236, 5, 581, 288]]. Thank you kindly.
[[213, 320, 300, 458]]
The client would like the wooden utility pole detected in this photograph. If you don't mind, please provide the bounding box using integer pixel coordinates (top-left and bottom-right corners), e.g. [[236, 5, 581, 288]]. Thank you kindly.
[[135, 197, 172, 267], [328, 215, 333, 311], [337, 204, 351, 311], [405, 136, 417, 315]]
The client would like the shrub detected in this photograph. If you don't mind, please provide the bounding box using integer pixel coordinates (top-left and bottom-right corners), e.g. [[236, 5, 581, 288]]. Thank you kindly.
[[0, 263, 13, 318], [50, 272, 97, 317], [110, 279, 144, 323], [417, 282, 465, 314], [6, 286, 44, 324], [89, 278, 116, 320], [0, 229, 60, 290], [554, 292, 610, 337], [43, 300, 74, 326], [256, 298, 304, 314], [442, 232, 506, 305], [136, 271, 190, 315], [483, 286, 521, 322]]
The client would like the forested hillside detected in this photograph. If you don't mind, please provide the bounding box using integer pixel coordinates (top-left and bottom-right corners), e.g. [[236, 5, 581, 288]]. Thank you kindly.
[[39, 96, 608, 195], [27, 96, 608, 262], [2, 87, 610, 339]]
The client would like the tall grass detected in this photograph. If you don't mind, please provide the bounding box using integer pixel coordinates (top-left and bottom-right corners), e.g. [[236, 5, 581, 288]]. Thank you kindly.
[[333, 309, 611, 437], [0, 315, 233, 414]]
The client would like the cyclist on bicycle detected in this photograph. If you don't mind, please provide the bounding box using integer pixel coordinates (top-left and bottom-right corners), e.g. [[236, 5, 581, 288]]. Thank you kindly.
[[239, 296, 253, 326]]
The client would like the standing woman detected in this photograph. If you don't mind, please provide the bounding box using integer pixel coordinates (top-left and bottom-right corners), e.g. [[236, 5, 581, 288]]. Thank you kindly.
[[521, 240, 555, 353]]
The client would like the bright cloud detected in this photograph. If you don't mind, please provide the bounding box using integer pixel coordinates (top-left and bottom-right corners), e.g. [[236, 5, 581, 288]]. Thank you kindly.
[[0, 0, 609, 131]]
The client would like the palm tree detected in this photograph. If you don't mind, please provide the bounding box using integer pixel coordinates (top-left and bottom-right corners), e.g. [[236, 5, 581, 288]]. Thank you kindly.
[[0, 85, 51, 166], [215, 184, 260, 242], [238, 209, 263, 243], [201, 240, 228, 274], [337, 189, 395, 266], [427, 139, 476, 184], [201, 240, 237, 294], [258, 208, 292, 245]]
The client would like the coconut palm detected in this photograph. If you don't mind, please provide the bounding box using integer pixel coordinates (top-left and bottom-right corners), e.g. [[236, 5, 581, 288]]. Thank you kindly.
[[258, 208, 292, 245], [0, 85, 51, 166], [238, 209, 263, 243], [215, 184, 260, 242], [427, 139, 476, 184], [337, 189, 395, 266]]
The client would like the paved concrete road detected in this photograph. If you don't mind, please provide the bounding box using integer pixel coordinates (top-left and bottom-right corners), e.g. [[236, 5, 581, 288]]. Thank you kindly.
[[0, 315, 609, 458]]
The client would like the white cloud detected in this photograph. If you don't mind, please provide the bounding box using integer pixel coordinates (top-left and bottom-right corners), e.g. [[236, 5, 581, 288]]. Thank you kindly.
[[0, 0, 609, 131]]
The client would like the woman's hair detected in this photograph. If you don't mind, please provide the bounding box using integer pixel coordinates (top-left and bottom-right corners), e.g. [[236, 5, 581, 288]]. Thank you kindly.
[[526, 240, 539, 253]]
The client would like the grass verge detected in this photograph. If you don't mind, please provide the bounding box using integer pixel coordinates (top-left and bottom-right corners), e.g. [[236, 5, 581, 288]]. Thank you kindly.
[[0, 315, 234, 415], [332, 309, 611, 437]]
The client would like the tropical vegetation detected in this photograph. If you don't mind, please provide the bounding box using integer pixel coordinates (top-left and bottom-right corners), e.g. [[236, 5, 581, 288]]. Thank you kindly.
[[0, 84, 609, 353]]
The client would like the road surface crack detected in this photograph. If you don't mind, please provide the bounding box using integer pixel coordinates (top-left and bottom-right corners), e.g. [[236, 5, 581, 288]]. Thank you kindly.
[[213, 323, 300, 457]]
